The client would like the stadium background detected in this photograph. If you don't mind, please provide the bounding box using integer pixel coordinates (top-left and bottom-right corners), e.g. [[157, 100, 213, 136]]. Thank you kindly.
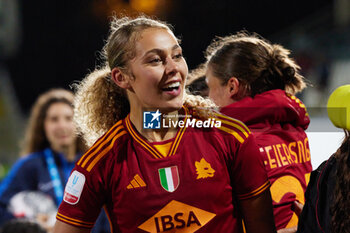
[[0, 0, 349, 178]]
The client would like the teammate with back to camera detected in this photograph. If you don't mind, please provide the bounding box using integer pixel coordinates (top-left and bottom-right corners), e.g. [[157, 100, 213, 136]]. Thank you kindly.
[[53, 16, 276, 233], [204, 31, 312, 232]]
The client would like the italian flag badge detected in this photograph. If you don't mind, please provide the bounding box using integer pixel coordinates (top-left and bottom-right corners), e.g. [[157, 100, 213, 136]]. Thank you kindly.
[[158, 166, 179, 192]]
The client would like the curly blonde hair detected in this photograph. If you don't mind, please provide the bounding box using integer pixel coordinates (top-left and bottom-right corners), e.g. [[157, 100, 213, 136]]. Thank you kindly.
[[206, 31, 306, 97], [74, 16, 216, 146]]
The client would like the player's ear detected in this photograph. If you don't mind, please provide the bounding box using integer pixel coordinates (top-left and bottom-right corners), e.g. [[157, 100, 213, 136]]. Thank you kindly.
[[111, 67, 131, 89], [227, 77, 239, 98]]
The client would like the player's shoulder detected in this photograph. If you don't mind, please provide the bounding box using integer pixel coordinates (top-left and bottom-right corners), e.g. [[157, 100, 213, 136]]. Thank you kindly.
[[211, 111, 251, 144], [76, 119, 129, 173]]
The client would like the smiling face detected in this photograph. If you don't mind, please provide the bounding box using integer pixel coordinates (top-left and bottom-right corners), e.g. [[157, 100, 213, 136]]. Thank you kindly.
[[44, 102, 76, 152], [124, 28, 188, 113]]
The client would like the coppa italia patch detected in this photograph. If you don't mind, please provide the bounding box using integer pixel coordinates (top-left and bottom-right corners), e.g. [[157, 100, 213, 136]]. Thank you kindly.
[[63, 171, 85, 205]]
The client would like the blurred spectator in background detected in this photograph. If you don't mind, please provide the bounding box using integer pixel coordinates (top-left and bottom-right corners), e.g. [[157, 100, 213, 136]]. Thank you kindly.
[[0, 89, 109, 233], [297, 84, 350, 233]]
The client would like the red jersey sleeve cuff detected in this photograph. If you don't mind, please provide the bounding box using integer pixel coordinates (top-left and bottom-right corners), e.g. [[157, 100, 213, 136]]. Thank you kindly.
[[56, 212, 95, 229], [237, 181, 270, 200]]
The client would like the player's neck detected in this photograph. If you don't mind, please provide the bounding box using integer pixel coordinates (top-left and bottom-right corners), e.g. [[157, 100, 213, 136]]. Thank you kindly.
[[143, 128, 177, 142]]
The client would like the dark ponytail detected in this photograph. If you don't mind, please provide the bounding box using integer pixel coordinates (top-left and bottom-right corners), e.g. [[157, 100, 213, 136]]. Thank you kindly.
[[206, 31, 306, 97]]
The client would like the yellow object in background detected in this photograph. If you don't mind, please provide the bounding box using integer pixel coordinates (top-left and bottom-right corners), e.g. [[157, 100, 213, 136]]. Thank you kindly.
[[327, 84, 350, 131]]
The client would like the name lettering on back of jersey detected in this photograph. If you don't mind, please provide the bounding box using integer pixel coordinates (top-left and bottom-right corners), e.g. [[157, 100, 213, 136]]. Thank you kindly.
[[158, 166, 179, 192], [261, 138, 311, 170], [63, 171, 85, 205], [195, 158, 215, 179], [138, 200, 216, 233], [127, 174, 147, 189]]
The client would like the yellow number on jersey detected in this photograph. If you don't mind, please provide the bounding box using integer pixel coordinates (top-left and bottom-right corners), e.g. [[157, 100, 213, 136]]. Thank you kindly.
[[270, 173, 310, 228]]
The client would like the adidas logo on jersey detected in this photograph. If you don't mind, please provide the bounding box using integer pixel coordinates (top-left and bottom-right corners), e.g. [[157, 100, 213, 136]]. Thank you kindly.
[[127, 174, 146, 189]]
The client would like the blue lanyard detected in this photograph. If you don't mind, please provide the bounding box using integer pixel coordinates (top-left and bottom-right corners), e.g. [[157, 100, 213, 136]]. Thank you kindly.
[[43, 148, 64, 206]]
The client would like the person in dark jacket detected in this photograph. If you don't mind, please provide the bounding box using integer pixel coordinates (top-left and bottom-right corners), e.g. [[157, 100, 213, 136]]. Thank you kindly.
[[0, 88, 109, 233], [297, 84, 350, 233]]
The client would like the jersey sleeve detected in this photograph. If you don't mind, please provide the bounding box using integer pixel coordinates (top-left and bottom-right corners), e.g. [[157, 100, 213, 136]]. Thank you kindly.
[[56, 164, 106, 229], [57, 120, 126, 229], [231, 133, 270, 200]]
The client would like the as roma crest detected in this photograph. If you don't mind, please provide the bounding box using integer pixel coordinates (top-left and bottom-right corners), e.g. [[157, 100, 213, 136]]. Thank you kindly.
[[158, 166, 179, 192]]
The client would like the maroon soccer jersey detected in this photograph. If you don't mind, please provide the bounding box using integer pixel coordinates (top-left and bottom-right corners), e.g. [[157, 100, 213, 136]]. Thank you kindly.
[[220, 90, 313, 230], [57, 106, 269, 233]]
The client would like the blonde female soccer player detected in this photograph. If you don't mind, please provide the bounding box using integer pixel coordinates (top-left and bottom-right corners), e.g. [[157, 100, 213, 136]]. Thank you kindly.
[[53, 17, 276, 233]]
